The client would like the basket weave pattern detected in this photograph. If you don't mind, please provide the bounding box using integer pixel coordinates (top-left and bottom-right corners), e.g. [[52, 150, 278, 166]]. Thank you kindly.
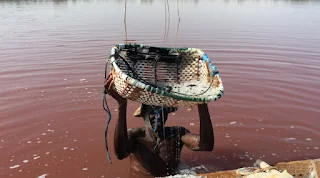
[[275, 159, 320, 178], [110, 44, 223, 107]]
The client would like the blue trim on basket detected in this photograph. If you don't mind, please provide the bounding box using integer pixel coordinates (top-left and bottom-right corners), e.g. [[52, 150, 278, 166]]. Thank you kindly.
[[202, 53, 218, 76]]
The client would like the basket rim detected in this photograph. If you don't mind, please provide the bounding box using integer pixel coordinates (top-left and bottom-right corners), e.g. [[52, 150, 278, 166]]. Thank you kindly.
[[109, 43, 224, 103]]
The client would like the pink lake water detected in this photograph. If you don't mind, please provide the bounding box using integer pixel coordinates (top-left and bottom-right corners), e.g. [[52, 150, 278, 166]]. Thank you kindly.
[[0, 0, 320, 177]]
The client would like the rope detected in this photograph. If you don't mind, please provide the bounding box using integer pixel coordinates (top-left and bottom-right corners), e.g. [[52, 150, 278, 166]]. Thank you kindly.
[[124, 0, 127, 43], [103, 58, 112, 164], [175, 0, 180, 47], [103, 93, 112, 164], [177, 0, 180, 22], [166, 0, 170, 40], [164, 0, 167, 42]]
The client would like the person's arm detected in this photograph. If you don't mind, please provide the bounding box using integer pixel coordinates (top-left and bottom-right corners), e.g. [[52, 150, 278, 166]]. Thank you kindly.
[[181, 104, 214, 151], [104, 72, 132, 159], [113, 102, 144, 159], [113, 101, 131, 159]]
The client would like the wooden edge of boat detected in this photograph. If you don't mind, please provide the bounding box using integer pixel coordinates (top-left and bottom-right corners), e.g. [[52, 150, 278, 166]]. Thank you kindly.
[[196, 158, 320, 178]]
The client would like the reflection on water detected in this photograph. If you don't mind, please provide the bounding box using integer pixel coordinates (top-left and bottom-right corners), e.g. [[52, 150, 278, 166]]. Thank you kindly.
[[0, 0, 320, 178]]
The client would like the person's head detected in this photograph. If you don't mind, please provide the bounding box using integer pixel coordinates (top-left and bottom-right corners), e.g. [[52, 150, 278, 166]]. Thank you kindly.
[[133, 104, 178, 132]]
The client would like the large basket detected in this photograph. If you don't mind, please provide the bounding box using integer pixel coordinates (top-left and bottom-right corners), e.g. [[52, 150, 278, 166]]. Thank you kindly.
[[196, 159, 320, 178], [108, 44, 224, 107], [275, 159, 320, 178]]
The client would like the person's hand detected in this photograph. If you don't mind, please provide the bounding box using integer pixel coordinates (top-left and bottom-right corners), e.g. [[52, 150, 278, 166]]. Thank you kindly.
[[104, 72, 127, 105]]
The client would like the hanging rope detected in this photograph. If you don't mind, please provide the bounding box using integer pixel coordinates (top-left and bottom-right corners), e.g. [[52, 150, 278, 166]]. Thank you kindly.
[[164, 0, 167, 42], [177, 0, 180, 22], [166, 0, 170, 40], [102, 0, 127, 163], [175, 0, 180, 47], [124, 0, 128, 43], [103, 59, 112, 164]]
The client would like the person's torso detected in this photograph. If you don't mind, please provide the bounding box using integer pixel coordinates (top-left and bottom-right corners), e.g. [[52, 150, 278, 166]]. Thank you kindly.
[[130, 131, 184, 177]]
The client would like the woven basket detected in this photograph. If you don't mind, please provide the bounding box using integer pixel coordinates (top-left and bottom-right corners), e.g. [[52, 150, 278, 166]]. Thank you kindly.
[[109, 44, 224, 107], [196, 159, 320, 178], [275, 159, 320, 178]]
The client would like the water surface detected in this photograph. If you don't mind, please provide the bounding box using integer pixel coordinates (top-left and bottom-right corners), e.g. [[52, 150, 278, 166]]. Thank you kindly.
[[1, 0, 320, 177]]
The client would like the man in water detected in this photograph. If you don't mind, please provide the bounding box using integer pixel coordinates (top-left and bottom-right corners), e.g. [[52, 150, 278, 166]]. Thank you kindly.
[[104, 72, 214, 177]]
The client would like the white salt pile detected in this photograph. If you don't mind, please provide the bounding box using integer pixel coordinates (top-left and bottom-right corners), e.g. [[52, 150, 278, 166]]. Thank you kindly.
[[37, 174, 48, 178]]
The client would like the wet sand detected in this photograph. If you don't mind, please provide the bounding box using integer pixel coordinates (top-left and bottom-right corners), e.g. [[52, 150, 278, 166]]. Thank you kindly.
[[1, 0, 320, 177]]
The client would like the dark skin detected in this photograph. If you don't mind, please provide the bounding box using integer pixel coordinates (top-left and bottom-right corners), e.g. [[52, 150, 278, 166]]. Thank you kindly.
[[104, 72, 214, 177]]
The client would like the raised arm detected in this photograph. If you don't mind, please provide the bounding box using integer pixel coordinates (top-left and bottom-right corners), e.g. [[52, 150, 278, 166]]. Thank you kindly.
[[104, 72, 132, 159], [113, 101, 131, 159], [181, 104, 214, 151]]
